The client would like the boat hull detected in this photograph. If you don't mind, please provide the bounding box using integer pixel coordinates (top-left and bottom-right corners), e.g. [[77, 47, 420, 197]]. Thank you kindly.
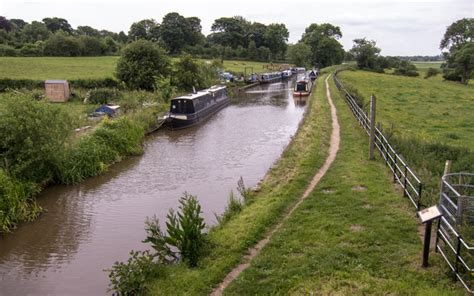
[[166, 97, 229, 130]]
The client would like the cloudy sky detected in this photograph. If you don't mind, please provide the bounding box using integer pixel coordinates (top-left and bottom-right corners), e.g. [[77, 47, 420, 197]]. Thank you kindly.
[[1, 0, 472, 55]]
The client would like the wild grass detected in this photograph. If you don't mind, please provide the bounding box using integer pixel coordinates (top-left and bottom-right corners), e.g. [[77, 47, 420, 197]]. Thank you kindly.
[[148, 76, 332, 295], [222, 78, 465, 295], [0, 56, 288, 80]]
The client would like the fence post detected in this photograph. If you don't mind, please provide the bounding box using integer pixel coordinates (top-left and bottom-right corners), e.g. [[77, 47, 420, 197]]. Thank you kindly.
[[403, 164, 408, 197], [369, 95, 376, 160]]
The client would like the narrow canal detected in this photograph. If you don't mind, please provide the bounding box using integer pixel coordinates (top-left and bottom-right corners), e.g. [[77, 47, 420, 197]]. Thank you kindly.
[[0, 78, 306, 295]]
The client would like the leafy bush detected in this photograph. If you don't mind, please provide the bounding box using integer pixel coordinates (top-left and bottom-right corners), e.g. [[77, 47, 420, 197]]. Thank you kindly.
[[0, 94, 74, 182], [116, 40, 171, 90], [19, 43, 43, 56], [0, 44, 17, 56], [87, 88, 122, 104], [107, 250, 160, 296], [424, 67, 441, 79], [43, 33, 81, 57], [143, 193, 207, 267], [393, 60, 419, 77]]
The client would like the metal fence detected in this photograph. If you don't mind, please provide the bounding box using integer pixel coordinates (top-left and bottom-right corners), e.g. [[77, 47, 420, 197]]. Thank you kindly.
[[332, 73, 424, 210], [437, 173, 474, 294]]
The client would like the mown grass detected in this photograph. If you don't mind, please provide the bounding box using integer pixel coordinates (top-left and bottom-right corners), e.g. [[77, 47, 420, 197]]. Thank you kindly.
[[148, 76, 332, 295], [0, 57, 287, 80], [338, 70, 474, 150], [222, 77, 464, 295]]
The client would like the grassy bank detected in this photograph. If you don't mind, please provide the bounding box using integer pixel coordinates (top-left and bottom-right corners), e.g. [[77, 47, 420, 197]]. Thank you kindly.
[[222, 76, 464, 295], [147, 76, 331, 294], [338, 70, 474, 207], [0, 57, 288, 80]]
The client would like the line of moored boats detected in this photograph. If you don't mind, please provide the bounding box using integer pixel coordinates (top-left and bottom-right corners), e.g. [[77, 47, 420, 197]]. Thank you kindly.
[[162, 68, 319, 129]]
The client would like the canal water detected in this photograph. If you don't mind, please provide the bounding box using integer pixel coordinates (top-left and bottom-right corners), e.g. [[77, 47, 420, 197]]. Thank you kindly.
[[0, 78, 306, 295]]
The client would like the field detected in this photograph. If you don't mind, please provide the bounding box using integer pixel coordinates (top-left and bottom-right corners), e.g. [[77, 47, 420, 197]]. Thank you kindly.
[[338, 70, 474, 151], [0, 57, 287, 80]]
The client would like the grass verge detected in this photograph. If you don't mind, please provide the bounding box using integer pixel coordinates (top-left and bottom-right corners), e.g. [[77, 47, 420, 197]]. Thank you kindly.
[[222, 75, 465, 295], [148, 76, 332, 295]]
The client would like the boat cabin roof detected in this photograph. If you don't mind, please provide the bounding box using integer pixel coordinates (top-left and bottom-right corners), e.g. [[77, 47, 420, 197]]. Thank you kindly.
[[173, 85, 226, 101]]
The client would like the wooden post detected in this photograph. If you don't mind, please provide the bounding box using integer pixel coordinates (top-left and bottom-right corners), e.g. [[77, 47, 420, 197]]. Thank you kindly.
[[369, 95, 376, 160]]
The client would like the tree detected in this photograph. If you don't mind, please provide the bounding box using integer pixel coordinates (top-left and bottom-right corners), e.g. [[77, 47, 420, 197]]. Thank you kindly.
[[42, 17, 73, 34], [440, 18, 473, 51], [393, 60, 419, 77], [173, 54, 206, 90], [117, 31, 128, 43], [43, 33, 81, 56], [22, 21, 50, 42], [116, 40, 171, 90], [209, 16, 249, 48], [248, 22, 267, 48], [0, 16, 12, 32], [76, 25, 100, 37], [78, 35, 103, 56], [287, 42, 311, 67], [9, 18, 27, 31], [264, 23, 289, 60], [300, 23, 344, 67], [128, 19, 160, 41], [350, 38, 382, 70], [159, 13, 187, 53], [440, 18, 474, 83], [185, 16, 204, 46], [257, 46, 271, 61]]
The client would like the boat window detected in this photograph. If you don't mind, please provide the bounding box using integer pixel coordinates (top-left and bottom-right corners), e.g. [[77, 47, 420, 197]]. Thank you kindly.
[[296, 83, 306, 92]]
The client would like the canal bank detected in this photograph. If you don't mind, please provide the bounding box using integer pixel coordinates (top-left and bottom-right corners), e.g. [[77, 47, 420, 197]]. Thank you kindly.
[[0, 78, 304, 295], [149, 74, 332, 295]]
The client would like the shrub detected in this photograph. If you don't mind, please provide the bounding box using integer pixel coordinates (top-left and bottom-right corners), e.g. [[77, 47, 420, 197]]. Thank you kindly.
[[393, 60, 419, 77], [143, 193, 207, 267], [424, 67, 441, 79], [43, 33, 81, 57], [87, 88, 122, 104], [0, 94, 74, 182], [0, 44, 17, 56], [70, 78, 120, 89], [0, 79, 43, 92], [19, 43, 43, 56], [107, 250, 160, 296], [116, 40, 171, 90]]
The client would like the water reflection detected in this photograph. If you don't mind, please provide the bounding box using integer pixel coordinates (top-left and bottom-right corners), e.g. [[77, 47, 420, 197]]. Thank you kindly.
[[0, 78, 306, 296]]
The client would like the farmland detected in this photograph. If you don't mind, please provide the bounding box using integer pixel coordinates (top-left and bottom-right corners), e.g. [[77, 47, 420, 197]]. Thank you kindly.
[[338, 70, 474, 150], [0, 56, 287, 80]]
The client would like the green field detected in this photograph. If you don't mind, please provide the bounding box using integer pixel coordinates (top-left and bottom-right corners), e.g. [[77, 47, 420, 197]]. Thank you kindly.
[[222, 76, 463, 295], [338, 70, 474, 150], [0, 57, 286, 80]]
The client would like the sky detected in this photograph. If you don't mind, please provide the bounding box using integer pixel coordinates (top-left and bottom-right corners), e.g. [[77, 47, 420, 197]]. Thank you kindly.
[[1, 0, 472, 56]]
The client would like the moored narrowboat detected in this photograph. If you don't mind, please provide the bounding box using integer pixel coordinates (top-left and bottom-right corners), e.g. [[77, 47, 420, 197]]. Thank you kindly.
[[309, 69, 318, 81], [258, 72, 282, 84], [281, 70, 293, 79], [293, 76, 313, 97], [164, 85, 228, 129]]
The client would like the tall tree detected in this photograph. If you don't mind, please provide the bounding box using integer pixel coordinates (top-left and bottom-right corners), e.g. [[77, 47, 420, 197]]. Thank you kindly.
[[263, 23, 289, 59], [128, 19, 160, 42], [0, 16, 12, 32], [42, 17, 73, 34], [159, 12, 196, 54], [287, 42, 311, 67], [440, 18, 474, 83], [350, 38, 381, 70], [301, 23, 344, 67], [22, 21, 50, 42], [209, 16, 249, 48], [9, 19, 27, 31], [76, 25, 100, 37]]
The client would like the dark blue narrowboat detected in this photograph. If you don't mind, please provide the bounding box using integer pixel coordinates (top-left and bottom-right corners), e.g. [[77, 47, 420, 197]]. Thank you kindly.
[[164, 85, 229, 129], [258, 72, 282, 84]]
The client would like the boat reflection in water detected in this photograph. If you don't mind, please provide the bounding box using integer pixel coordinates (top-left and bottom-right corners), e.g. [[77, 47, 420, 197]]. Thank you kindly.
[[164, 85, 229, 129], [293, 95, 308, 106]]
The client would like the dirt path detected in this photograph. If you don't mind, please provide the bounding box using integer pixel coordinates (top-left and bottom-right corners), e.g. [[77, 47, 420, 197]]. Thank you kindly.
[[210, 75, 341, 296]]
